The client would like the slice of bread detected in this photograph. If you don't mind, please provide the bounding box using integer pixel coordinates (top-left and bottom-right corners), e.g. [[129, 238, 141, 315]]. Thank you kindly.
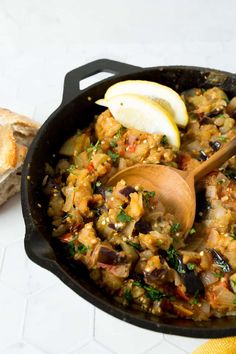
[[0, 108, 40, 206]]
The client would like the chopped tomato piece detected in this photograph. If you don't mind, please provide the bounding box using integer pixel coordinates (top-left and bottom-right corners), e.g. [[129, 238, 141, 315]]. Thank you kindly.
[[60, 233, 73, 243], [127, 144, 136, 152], [87, 162, 95, 173], [176, 285, 189, 301]]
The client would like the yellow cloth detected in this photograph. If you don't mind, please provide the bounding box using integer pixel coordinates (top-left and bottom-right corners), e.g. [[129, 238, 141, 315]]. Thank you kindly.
[[192, 337, 236, 354]]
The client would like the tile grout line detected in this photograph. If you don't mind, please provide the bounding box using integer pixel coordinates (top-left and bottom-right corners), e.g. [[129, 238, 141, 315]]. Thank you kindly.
[[23, 338, 51, 354], [163, 335, 189, 354], [142, 337, 164, 354], [20, 296, 28, 340], [94, 339, 117, 354], [67, 339, 92, 354], [93, 306, 96, 338], [0, 246, 6, 276]]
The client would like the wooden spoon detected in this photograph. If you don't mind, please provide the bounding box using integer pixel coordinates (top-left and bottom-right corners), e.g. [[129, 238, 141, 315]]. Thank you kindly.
[[108, 137, 236, 237]]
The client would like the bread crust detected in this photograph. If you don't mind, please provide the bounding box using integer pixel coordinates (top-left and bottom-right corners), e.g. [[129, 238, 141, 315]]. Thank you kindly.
[[0, 125, 17, 175], [0, 108, 39, 131], [0, 108, 39, 206]]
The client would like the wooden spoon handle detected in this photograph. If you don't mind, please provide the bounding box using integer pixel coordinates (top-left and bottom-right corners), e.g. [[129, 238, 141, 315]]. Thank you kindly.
[[189, 137, 236, 183]]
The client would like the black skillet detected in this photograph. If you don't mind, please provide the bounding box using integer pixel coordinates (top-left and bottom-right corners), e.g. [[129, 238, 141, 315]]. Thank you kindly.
[[21, 59, 236, 338]]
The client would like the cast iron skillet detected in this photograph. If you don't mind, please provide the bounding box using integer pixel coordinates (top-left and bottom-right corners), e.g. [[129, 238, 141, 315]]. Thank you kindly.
[[22, 59, 236, 338]]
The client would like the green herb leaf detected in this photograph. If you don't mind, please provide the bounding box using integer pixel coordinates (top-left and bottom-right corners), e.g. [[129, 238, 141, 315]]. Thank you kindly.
[[126, 241, 142, 250], [67, 164, 77, 173], [77, 244, 89, 254], [107, 150, 119, 162], [192, 290, 200, 304], [106, 186, 113, 192], [109, 127, 126, 149], [110, 139, 117, 148], [192, 297, 199, 305], [218, 136, 228, 142], [132, 281, 166, 302], [161, 135, 168, 146], [124, 288, 132, 304], [68, 242, 75, 257], [133, 281, 142, 287], [166, 247, 186, 274], [115, 127, 125, 139], [143, 191, 156, 208], [189, 227, 196, 235], [143, 285, 165, 301], [87, 140, 101, 155], [187, 263, 196, 270], [217, 179, 225, 185], [170, 223, 181, 234], [117, 208, 133, 223], [233, 298, 236, 305], [213, 272, 224, 278]]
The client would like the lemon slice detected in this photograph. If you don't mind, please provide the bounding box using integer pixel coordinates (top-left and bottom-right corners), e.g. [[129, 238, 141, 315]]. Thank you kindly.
[[104, 94, 180, 149], [96, 80, 189, 127]]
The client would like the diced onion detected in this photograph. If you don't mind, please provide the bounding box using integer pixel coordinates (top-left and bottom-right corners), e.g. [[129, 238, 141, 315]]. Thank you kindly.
[[201, 271, 218, 286], [206, 186, 217, 199]]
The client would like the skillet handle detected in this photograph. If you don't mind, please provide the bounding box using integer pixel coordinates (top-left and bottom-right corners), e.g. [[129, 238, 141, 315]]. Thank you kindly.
[[24, 225, 57, 267], [62, 59, 141, 105]]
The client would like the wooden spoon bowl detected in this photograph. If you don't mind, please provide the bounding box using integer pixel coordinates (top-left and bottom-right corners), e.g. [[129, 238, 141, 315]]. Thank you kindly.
[[108, 137, 236, 237]]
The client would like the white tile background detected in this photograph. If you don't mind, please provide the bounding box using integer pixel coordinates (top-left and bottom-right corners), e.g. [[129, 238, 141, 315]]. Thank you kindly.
[[0, 0, 236, 353]]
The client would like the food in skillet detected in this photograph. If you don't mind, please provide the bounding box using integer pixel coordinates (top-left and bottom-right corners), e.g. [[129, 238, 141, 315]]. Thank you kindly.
[[44, 81, 236, 321]]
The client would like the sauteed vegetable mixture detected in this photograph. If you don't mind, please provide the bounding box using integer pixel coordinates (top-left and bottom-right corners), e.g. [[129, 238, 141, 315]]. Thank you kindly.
[[45, 87, 236, 321]]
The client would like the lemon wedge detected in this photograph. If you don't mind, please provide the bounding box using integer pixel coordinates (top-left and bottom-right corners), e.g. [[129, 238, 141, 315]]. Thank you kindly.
[[104, 94, 180, 149], [96, 80, 189, 127]]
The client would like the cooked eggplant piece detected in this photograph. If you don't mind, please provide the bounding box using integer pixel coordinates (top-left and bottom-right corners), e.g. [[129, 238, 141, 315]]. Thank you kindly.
[[199, 150, 208, 161], [209, 140, 221, 152], [97, 246, 127, 265], [135, 219, 152, 234], [210, 249, 231, 273], [162, 247, 205, 296], [223, 167, 236, 180], [144, 268, 168, 283], [108, 223, 116, 230], [93, 183, 106, 198], [208, 109, 224, 117], [200, 116, 214, 125], [182, 271, 205, 296], [119, 186, 136, 198]]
